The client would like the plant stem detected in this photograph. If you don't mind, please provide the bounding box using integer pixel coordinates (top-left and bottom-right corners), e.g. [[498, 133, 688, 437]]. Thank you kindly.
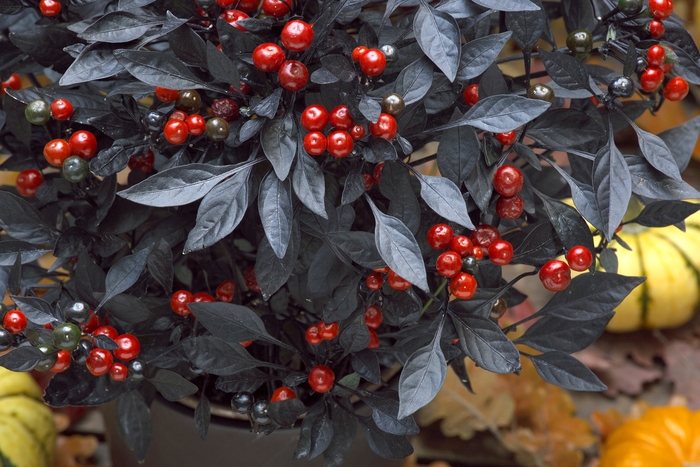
[[421, 279, 448, 314]]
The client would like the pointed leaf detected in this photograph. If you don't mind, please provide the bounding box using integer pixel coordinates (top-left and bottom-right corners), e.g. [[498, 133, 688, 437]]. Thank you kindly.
[[530, 351, 607, 391], [537, 193, 595, 252], [437, 108, 479, 186], [0, 192, 56, 244], [633, 200, 700, 228], [10, 296, 56, 325], [148, 369, 199, 401], [632, 123, 682, 181], [259, 171, 293, 259], [658, 116, 700, 172], [394, 57, 434, 105], [515, 313, 614, 353], [593, 143, 632, 241], [456, 32, 512, 81], [397, 333, 447, 419], [538, 47, 594, 94], [117, 391, 152, 462], [293, 151, 327, 218], [255, 223, 300, 300], [452, 313, 521, 373], [96, 246, 152, 311], [415, 172, 474, 229], [262, 115, 296, 180], [414, 2, 461, 82]]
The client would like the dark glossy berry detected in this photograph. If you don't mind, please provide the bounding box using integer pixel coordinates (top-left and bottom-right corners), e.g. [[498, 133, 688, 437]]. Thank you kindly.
[[50, 350, 71, 373], [278, 60, 308, 92], [114, 334, 140, 361], [387, 269, 411, 290], [185, 114, 206, 136], [64, 301, 90, 325], [648, 19, 665, 38], [648, 0, 673, 20], [359, 48, 386, 76], [380, 93, 405, 116], [72, 339, 94, 364], [664, 76, 689, 101], [461, 255, 479, 275], [253, 43, 286, 73], [231, 392, 254, 413], [326, 130, 353, 158], [364, 305, 383, 329], [488, 240, 514, 266], [164, 119, 188, 144], [566, 245, 593, 272], [39, 0, 61, 15], [470, 225, 500, 248], [216, 280, 236, 302], [367, 328, 379, 348], [50, 99, 73, 120], [303, 131, 327, 156], [493, 165, 523, 197], [205, 117, 230, 141], [496, 194, 524, 220], [144, 110, 166, 131], [110, 363, 128, 381], [128, 360, 145, 380], [280, 20, 314, 52], [63, 156, 90, 183], [566, 30, 593, 55], [365, 273, 383, 290], [86, 348, 113, 376], [329, 105, 354, 130], [271, 386, 297, 402], [352, 46, 368, 62], [69, 130, 98, 159], [640, 66, 664, 92], [318, 321, 339, 340], [526, 83, 555, 103], [539, 260, 571, 292], [301, 104, 328, 132], [176, 89, 202, 114], [449, 272, 477, 300], [35, 344, 58, 372], [155, 86, 179, 102], [25, 100, 50, 125], [647, 44, 666, 67], [53, 323, 82, 351], [618, 0, 643, 15], [3, 310, 27, 334], [489, 298, 508, 322], [220, 9, 249, 31], [16, 169, 43, 197], [380, 44, 399, 63], [463, 84, 479, 107], [250, 400, 271, 424], [308, 365, 334, 393], [436, 251, 463, 278], [0, 329, 13, 352], [427, 224, 454, 250], [496, 130, 517, 146], [368, 113, 397, 140], [608, 76, 635, 98]]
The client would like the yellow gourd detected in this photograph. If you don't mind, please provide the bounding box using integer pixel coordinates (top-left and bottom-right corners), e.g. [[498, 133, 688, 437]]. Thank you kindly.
[[599, 406, 700, 467]]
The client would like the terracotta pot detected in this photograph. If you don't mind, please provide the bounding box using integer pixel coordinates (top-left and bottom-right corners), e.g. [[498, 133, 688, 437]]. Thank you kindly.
[[102, 396, 403, 467]]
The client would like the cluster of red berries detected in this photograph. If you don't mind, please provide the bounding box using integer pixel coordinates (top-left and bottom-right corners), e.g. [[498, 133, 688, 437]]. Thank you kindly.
[[640, 44, 689, 101], [304, 321, 339, 344], [154, 87, 233, 144], [493, 164, 525, 220], [251, 19, 314, 91], [83, 325, 141, 381], [43, 129, 97, 166], [539, 245, 594, 292], [365, 265, 412, 292], [463, 84, 519, 147], [351, 46, 387, 77], [0, 73, 20, 96], [646, 0, 673, 39]]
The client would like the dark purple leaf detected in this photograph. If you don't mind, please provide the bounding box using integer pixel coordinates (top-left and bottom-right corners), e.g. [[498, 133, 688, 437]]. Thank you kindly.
[[293, 150, 326, 218], [116, 391, 152, 462], [658, 116, 700, 172], [78, 10, 162, 43], [537, 193, 595, 253], [194, 394, 210, 440], [183, 336, 261, 375], [0, 192, 56, 244], [60, 43, 124, 86], [0, 346, 44, 371], [0, 242, 52, 266], [90, 138, 151, 177], [515, 313, 613, 353], [471, 0, 538, 10], [255, 223, 300, 300], [530, 351, 607, 391], [394, 56, 434, 105], [359, 417, 414, 459], [262, 114, 297, 180], [632, 200, 700, 228], [628, 158, 700, 200], [414, 2, 461, 82], [96, 246, 153, 311], [456, 32, 512, 81], [437, 108, 479, 186], [168, 23, 207, 68], [506, 0, 545, 52], [148, 369, 198, 401], [325, 231, 384, 269], [538, 47, 594, 94], [415, 172, 474, 229], [397, 332, 446, 419], [10, 296, 56, 325], [259, 170, 293, 259], [593, 143, 632, 241], [452, 313, 521, 373]]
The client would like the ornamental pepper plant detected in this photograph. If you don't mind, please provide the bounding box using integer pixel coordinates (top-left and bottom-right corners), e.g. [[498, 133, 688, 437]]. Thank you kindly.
[[0, 0, 700, 463]]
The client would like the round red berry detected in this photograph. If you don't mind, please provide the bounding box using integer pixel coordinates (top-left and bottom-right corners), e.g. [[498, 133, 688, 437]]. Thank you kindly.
[[50, 99, 73, 120], [39, 0, 61, 16], [278, 60, 308, 91], [329, 105, 354, 130], [318, 321, 339, 340], [664, 76, 689, 101], [352, 46, 368, 62], [648, 0, 673, 19], [539, 259, 571, 292], [463, 84, 479, 107], [50, 350, 71, 373], [326, 130, 353, 158], [271, 386, 297, 402], [186, 114, 206, 135], [368, 113, 397, 140], [245, 266, 261, 292], [350, 124, 366, 140], [308, 365, 335, 393], [93, 325, 118, 341], [280, 20, 314, 52], [220, 9, 248, 31], [128, 150, 154, 173], [253, 43, 285, 72], [305, 324, 322, 345], [155, 86, 179, 102], [427, 224, 454, 250], [488, 240, 514, 266], [496, 195, 524, 220], [114, 334, 140, 361], [301, 104, 328, 132], [110, 363, 128, 381], [44, 139, 72, 167], [493, 165, 524, 197], [303, 131, 327, 156], [648, 19, 665, 38], [496, 130, 517, 146], [169, 110, 187, 121], [367, 328, 379, 348], [81, 314, 101, 334], [470, 225, 500, 248], [171, 290, 193, 316], [3, 310, 27, 334], [387, 269, 411, 290], [436, 251, 463, 278], [366, 273, 383, 290], [1, 74, 21, 96], [640, 66, 664, 92], [364, 305, 383, 329], [86, 348, 113, 376], [449, 272, 477, 300], [646, 44, 666, 67], [211, 98, 240, 122], [450, 235, 473, 257], [373, 266, 389, 273], [472, 246, 484, 260], [362, 173, 374, 191], [262, 0, 290, 16], [359, 48, 386, 76], [216, 280, 236, 302], [16, 169, 43, 197], [164, 119, 188, 145], [193, 292, 215, 303], [566, 245, 593, 272], [68, 130, 97, 159]]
